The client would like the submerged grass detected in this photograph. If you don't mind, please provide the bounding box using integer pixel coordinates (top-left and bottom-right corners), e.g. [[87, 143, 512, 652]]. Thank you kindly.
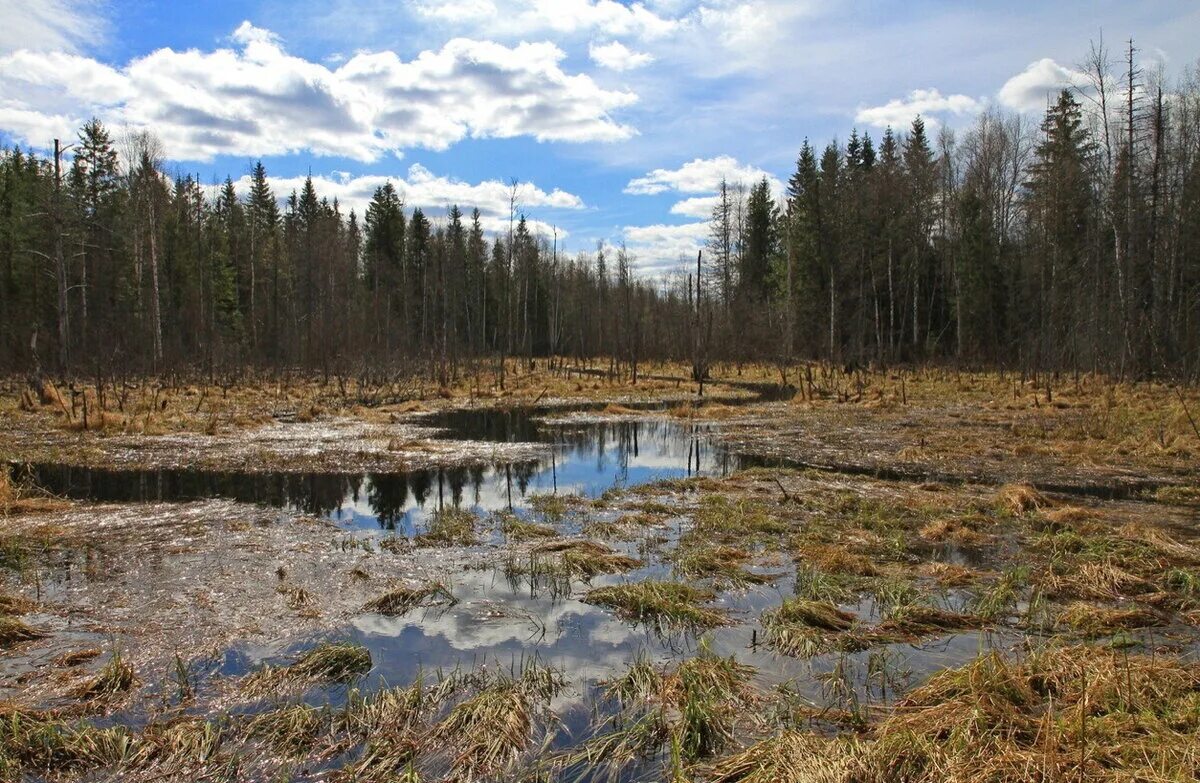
[[74, 651, 137, 701], [0, 616, 45, 647], [584, 581, 729, 633]]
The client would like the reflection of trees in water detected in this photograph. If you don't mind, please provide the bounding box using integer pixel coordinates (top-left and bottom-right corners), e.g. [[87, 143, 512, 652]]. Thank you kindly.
[[25, 419, 747, 529]]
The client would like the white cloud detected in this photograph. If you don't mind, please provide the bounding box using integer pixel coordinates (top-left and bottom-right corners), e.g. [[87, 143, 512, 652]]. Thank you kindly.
[[0, 22, 638, 162], [998, 58, 1090, 113], [669, 195, 716, 218], [625, 154, 780, 195], [589, 40, 654, 71], [412, 0, 680, 40], [621, 221, 708, 274], [218, 164, 582, 238], [855, 88, 984, 130], [0, 0, 105, 54]]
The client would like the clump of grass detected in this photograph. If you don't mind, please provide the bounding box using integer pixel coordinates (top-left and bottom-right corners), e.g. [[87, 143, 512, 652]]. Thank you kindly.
[[1154, 484, 1200, 506], [528, 493, 571, 522], [244, 641, 372, 695], [498, 512, 557, 541], [0, 591, 33, 615], [584, 581, 729, 633], [794, 543, 879, 577], [0, 616, 46, 647], [793, 565, 861, 603], [673, 544, 774, 587], [862, 645, 1200, 782], [704, 731, 862, 783], [761, 598, 858, 658], [533, 539, 641, 579], [876, 604, 986, 637], [970, 566, 1029, 621], [1041, 559, 1153, 600], [1056, 601, 1166, 637], [74, 651, 137, 701], [920, 562, 979, 587], [363, 582, 456, 616], [245, 703, 333, 757], [995, 483, 1049, 515], [415, 508, 478, 547], [433, 661, 566, 781], [694, 496, 789, 542], [567, 645, 758, 778]]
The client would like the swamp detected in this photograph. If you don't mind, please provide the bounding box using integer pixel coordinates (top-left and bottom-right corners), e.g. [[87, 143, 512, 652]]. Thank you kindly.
[[1, 364, 1198, 782]]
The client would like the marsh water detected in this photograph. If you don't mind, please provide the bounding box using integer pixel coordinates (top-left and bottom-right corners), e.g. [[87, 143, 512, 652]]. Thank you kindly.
[[23, 409, 755, 532], [15, 406, 1011, 763]]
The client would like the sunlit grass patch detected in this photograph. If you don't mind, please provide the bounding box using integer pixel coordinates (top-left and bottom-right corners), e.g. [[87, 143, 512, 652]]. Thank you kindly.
[[1055, 601, 1167, 637], [704, 730, 862, 783], [432, 661, 566, 781], [244, 641, 372, 696], [862, 645, 1200, 782], [761, 599, 858, 657], [533, 539, 641, 579], [584, 581, 729, 633], [414, 508, 478, 547], [497, 512, 557, 541], [363, 582, 456, 616], [995, 483, 1049, 516], [246, 703, 334, 757], [673, 544, 775, 587]]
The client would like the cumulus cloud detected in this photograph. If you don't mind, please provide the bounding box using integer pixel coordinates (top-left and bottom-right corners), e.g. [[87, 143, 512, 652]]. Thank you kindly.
[[625, 155, 780, 195], [669, 195, 717, 218], [412, 0, 680, 40], [621, 221, 709, 274], [0, 22, 638, 161], [0, 0, 105, 54], [855, 88, 984, 130], [589, 40, 654, 71], [218, 164, 583, 238], [998, 58, 1090, 113]]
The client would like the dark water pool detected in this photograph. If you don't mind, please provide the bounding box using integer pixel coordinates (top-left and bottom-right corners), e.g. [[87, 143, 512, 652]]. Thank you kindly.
[[18, 412, 759, 534]]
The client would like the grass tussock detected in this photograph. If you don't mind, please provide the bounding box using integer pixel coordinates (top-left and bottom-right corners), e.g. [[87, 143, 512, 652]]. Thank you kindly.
[[761, 599, 858, 658], [433, 662, 566, 781], [363, 582, 456, 616], [244, 641, 372, 695], [414, 508, 478, 547], [705, 731, 863, 783], [533, 539, 642, 578], [0, 616, 46, 647], [995, 483, 1049, 516], [1056, 601, 1167, 637], [861, 645, 1200, 783], [246, 703, 334, 757], [584, 581, 729, 633], [498, 512, 557, 541], [565, 646, 758, 777], [694, 496, 789, 542], [74, 651, 137, 701], [673, 544, 775, 587]]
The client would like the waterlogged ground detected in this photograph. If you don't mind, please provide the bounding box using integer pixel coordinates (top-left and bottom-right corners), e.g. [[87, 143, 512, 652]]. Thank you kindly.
[[2, 387, 1200, 782]]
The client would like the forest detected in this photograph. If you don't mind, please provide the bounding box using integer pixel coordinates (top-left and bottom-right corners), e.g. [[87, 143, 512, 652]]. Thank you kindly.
[[1, 41, 1199, 383]]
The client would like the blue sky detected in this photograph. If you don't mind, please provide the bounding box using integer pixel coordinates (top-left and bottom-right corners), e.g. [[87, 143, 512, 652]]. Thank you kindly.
[[1, 0, 1197, 273]]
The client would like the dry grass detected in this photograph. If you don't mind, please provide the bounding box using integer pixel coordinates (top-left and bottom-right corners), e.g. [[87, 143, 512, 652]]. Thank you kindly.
[[433, 662, 565, 781], [414, 508, 478, 547], [363, 582, 456, 616], [1055, 601, 1167, 637], [0, 616, 45, 647], [244, 641, 372, 695], [584, 581, 729, 633], [532, 539, 641, 579], [673, 544, 775, 587], [705, 731, 862, 783], [861, 645, 1200, 783], [74, 651, 137, 701], [995, 483, 1049, 516]]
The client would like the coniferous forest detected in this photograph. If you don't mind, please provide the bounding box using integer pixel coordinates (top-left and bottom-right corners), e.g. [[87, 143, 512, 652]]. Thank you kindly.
[[2, 45, 1199, 381]]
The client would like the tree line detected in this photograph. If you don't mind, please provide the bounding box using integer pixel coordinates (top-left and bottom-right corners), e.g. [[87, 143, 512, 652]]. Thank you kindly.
[[1, 39, 1198, 382]]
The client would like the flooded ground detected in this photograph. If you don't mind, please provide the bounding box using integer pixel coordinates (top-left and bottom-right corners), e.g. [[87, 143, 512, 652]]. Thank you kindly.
[[2, 388, 1199, 782]]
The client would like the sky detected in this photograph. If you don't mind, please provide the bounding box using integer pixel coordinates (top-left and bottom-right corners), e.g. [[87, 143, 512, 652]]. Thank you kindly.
[[0, 0, 1197, 275]]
